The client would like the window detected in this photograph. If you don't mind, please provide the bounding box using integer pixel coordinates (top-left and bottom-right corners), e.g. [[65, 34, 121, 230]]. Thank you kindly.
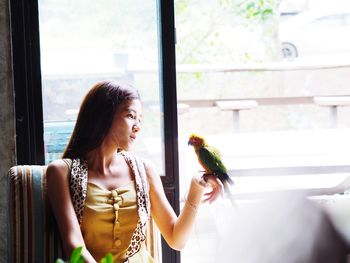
[[38, 1, 164, 174], [175, 1, 350, 262]]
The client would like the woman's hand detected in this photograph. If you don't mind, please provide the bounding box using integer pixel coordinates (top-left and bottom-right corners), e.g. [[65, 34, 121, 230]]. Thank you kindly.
[[201, 174, 224, 204]]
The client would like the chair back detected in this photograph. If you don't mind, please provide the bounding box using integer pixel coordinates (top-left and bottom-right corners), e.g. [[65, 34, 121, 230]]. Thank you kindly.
[[7, 165, 64, 263]]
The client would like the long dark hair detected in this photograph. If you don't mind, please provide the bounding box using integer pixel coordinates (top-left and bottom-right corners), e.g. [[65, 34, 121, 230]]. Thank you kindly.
[[62, 80, 140, 159]]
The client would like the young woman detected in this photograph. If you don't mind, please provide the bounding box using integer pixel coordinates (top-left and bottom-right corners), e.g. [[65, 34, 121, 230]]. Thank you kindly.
[[47, 80, 223, 262]]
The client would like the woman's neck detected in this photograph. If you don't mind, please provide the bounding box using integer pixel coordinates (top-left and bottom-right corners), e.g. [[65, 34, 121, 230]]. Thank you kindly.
[[85, 146, 120, 175]]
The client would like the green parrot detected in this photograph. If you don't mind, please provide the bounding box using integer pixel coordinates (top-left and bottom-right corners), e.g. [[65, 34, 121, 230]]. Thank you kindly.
[[188, 134, 237, 207]]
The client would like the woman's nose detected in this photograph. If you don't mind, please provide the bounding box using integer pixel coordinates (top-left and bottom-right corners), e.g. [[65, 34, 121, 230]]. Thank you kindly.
[[132, 123, 141, 132]]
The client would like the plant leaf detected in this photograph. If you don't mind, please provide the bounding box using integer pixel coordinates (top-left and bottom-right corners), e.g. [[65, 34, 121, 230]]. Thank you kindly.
[[70, 246, 83, 263], [245, 2, 255, 11], [101, 253, 113, 263], [262, 9, 273, 20]]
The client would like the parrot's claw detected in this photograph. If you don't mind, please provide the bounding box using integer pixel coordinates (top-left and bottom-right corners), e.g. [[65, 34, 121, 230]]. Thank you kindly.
[[204, 172, 218, 177], [198, 171, 211, 175], [202, 172, 217, 182]]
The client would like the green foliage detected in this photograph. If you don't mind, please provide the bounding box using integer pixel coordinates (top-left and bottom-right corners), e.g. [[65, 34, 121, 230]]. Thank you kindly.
[[70, 247, 84, 263], [243, 0, 274, 21], [55, 247, 113, 263], [101, 253, 113, 263], [194, 72, 203, 81], [174, 0, 280, 66], [219, 0, 276, 22]]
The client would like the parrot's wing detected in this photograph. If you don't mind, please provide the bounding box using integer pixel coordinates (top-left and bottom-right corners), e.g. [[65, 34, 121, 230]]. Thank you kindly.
[[208, 146, 223, 159], [198, 146, 228, 174]]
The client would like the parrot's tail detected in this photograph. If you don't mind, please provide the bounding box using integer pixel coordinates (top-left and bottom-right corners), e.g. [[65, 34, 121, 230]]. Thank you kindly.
[[223, 181, 238, 210], [217, 172, 235, 186]]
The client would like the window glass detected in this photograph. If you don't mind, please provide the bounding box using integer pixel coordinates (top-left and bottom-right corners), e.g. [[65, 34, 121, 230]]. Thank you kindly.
[[175, 0, 350, 261], [38, 0, 164, 173], [343, 14, 350, 25], [309, 14, 343, 27]]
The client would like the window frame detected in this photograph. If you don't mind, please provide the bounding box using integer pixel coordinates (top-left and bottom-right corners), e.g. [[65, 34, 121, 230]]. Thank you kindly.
[[10, 0, 45, 165], [157, 1, 181, 262]]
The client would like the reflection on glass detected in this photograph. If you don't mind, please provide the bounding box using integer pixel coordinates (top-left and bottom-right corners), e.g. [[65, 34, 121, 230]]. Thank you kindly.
[[38, 0, 163, 174]]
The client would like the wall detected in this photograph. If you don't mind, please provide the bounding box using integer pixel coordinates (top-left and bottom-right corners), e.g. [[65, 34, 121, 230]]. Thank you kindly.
[[0, 0, 17, 262]]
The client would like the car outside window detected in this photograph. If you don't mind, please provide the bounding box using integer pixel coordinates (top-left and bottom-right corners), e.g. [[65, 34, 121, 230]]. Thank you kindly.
[[308, 14, 343, 28]]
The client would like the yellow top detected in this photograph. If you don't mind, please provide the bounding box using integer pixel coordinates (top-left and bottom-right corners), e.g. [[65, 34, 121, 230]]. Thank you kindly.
[[81, 181, 154, 262]]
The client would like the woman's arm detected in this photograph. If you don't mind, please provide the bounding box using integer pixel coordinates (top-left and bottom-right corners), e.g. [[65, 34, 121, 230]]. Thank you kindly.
[[47, 160, 96, 262], [145, 161, 223, 250]]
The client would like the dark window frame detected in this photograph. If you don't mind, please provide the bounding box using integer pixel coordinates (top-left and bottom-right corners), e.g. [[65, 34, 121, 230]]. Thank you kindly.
[[157, 1, 180, 262], [10, 0, 45, 165], [10, 0, 180, 262]]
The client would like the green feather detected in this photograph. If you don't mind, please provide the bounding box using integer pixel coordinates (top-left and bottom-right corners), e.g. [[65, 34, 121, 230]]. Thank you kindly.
[[198, 146, 227, 174]]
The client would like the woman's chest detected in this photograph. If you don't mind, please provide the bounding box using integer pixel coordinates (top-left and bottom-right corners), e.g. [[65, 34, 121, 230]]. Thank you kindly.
[[88, 161, 134, 191]]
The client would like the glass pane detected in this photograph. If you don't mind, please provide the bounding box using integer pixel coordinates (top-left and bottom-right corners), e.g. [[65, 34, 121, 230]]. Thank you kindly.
[[309, 14, 343, 27], [38, 0, 163, 173], [175, 0, 350, 262]]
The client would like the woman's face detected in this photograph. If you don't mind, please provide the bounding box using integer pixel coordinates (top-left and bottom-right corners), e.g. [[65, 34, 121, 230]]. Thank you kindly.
[[106, 99, 142, 151]]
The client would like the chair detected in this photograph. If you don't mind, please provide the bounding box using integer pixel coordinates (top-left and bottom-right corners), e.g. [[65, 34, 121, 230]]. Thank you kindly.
[[7, 165, 162, 262], [7, 165, 64, 262]]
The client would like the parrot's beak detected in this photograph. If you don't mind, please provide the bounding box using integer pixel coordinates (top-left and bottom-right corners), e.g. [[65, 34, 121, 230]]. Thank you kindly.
[[188, 140, 192, 146]]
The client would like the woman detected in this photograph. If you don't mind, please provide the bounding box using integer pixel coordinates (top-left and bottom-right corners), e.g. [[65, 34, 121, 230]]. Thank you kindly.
[[47, 80, 223, 262]]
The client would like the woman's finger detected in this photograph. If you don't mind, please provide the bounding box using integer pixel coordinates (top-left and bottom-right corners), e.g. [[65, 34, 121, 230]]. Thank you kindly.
[[202, 176, 224, 203]]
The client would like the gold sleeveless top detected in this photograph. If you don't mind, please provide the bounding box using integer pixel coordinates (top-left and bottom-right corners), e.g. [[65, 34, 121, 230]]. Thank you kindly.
[[81, 181, 154, 262], [68, 152, 155, 262]]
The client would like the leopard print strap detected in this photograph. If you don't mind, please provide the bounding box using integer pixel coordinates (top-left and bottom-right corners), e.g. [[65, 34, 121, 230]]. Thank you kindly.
[[69, 158, 88, 225], [120, 151, 151, 259], [135, 156, 151, 217]]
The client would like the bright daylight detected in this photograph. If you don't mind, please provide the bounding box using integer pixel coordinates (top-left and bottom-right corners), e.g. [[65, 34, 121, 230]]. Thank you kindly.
[[38, 0, 350, 262], [2, 0, 350, 262]]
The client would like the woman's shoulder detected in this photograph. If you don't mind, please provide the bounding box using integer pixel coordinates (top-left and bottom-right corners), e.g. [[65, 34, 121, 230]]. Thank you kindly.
[[141, 159, 160, 183], [47, 159, 71, 178], [122, 151, 159, 181], [141, 159, 153, 172]]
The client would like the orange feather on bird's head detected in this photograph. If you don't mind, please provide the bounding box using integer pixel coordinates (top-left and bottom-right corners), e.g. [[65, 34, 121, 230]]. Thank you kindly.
[[188, 134, 207, 149]]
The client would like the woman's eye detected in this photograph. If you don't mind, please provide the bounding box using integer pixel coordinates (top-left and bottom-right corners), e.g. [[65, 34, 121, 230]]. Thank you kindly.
[[127, 113, 135, 119]]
